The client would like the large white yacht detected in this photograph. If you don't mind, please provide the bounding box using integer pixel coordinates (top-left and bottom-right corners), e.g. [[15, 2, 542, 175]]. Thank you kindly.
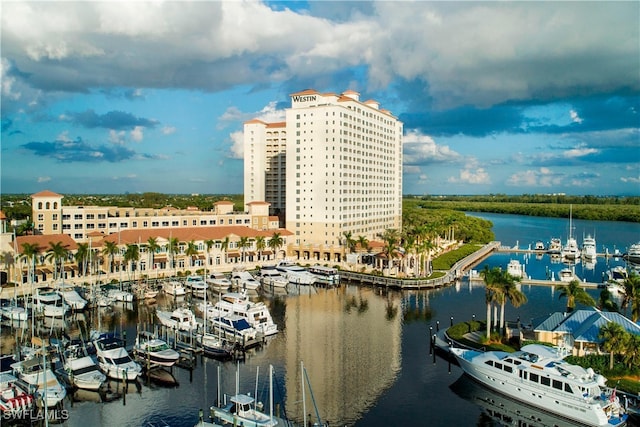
[[582, 234, 597, 259], [32, 287, 69, 318], [204, 291, 278, 337], [450, 344, 628, 426], [275, 261, 317, 285], [92, 333, 142, 381], [11, 356, 67, 408]]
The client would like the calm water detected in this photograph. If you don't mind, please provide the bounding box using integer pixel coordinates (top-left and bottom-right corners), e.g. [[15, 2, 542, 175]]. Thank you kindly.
[[6, 213, 640, 427]]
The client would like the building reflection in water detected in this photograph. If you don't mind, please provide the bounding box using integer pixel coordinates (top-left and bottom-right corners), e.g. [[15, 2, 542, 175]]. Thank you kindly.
[[282, 286, 402, 425]]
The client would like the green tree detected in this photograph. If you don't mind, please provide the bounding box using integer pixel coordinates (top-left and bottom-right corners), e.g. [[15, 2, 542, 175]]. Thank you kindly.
[[620, 271, 640, 322], [342, 231, 356, 254], [598, 288, 619, 312], [238, 236, 250, 263], [480, 265, 502, 338], [268, 232, 284, 259], [204, 239, 215, 273], [21, 243, 40, 287], [167, 237, 180, 274], [123, 244, 140, 282], [75, 242, 90, 276], [255, 236, 266, 261], [599, 322, 629, 370], [557, 279, 596, 312], [221, 236, 231, 264], [46, 241, 69, 281], [185, 240, 199, 268], [146, 237, 161, 270], [622, 332, 640, 370], [102, 241, 119, 274], [377, 229, 400, 273], [498, 271, 527, 334]]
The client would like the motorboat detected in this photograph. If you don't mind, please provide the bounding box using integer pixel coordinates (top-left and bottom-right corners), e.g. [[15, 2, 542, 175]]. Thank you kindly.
[[57, 284, 88, 310], [230, 270, 261, 291], [275, 261, 317, 285], [256, 267, 288, 289], [506, 259, 526, 279], [623, 242, 640, 264], [308, 265, 341, 286], [106, 288, 135, 303], [32, 287, 69, 318], [205, 272, 232, 292], [210, 365, 288, 427], [558, 267, 580, 282], [582, 234, 597, 259], [450, 344, 628, 426], [10, 356, 67, 408], [0, 299, 28, 322], [133, 332, 180, 367], [162, 280, 187, 297], [534, 240, 546, 251], [198, 332, 233, 358], [205, 291, 278, 337], [57, 343, 106, 391], [0, 371, 35, 415], [92, 333, 142, 381], [156, 307, 198, 331], [548, 237, 562, 254], [604, 266, 628, 284], [209, 314, 259, 346], [185, 275, 208, 298]]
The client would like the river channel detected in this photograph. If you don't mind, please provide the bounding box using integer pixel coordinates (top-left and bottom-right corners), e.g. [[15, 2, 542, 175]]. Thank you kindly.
[[5, 213, 640, 427]]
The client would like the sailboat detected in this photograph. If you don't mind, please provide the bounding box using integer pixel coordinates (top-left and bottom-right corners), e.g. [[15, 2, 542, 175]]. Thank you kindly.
[[561, 205, 581, 261]]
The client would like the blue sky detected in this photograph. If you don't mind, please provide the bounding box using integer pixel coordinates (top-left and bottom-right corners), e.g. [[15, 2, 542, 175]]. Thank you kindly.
[[1, 1, 638, 196]]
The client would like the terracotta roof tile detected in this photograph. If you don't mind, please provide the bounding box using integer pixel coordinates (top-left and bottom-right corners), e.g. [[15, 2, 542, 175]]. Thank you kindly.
[[31, 190, 63, 198]]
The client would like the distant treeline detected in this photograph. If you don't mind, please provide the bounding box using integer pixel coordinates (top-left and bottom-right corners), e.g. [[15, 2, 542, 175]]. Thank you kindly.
[[406, 195, 640, 223]]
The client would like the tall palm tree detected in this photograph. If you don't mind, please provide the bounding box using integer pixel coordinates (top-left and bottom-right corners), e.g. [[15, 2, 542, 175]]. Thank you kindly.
[[75, 242, 90, 277], [102, 240, 119, 274], [481, 265, 501, 338], [238, 236, 250, 263], [185, 240, 199, 269], [46, 241, 69, 282], [598, 288, 619, 312], [622, 332, 640, 370], [146, 237, 160, 270], [204, 239, 215, 273], [167, 237, 180, 274], [377, 229, 400, 273], [268, 232, 283, 259], [342, 231, 356, 254], [557, 279, 596, 312], [620, 271, 640, 322], [0, 251, 15, 284], [599, 322, 629, 370], [21, 243, 40, 287], [255, 236, 266, 262], [498, 272, 527, 335], [221, 236, 231, 264], [123, 244, 140, 282]]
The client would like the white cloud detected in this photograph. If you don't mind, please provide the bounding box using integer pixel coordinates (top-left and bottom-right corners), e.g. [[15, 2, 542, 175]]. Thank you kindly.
[[1, 58, 21, 101], [507, 167, 563, 187], [228, 130, 244, 159], [57, 130, 72, 142], [109, 129, 126, 145], [37, 176, 51, 183], [448, 168, 490, 185], [161, 126, 177, 135], [620, 175, 640, 184], [403, 130, 461, 165], [563, 144, 598, 158], [130, 126, 144, 142], [569, 109, 583, 124]]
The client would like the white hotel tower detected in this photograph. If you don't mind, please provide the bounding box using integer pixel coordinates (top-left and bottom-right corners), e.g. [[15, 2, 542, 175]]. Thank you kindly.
[[244, 89, 403, 248]]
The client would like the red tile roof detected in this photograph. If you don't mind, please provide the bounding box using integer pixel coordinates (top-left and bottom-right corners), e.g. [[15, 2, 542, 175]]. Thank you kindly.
[[31, 190, 63, 198], [15, 234, 78, 254], [102, 226, 293, 245]]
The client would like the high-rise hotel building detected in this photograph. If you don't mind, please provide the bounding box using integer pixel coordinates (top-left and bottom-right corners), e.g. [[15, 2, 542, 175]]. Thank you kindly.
[[244, 89, 403, 248]]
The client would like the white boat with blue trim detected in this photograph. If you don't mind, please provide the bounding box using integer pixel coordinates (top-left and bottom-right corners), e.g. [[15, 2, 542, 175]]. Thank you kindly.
[[450, 344, 628, 426]]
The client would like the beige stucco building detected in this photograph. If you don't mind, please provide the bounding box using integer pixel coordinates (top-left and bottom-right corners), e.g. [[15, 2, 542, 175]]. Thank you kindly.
[[244, 89, 403, 254]]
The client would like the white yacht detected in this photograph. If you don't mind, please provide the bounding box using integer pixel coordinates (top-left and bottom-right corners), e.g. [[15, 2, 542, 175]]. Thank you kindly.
[[308, 265, 341, 286], [230, 270, 261, 291], [624, 242, 640, 263], [162, 280, 187, 297], [209, 314, 259, 345], [11, 356, 67, 408], [106, 288, 135, 302], [506, 259, 526, 279], [57, 284, 88, 310], [562, 206, 581, 261], [133, 332, 180, 367], [450, 344, 628, 426], [582, 234, 597, 259], [205, 291, 278, 337], [0, 299, 28, 321], [32, 287, 69, 317], [58, 343, 106, 391], [92, 333, 142, 381], [275, 261, 317, 285], [257, 267, 288, 289], [185, 275, 208, 298], [205, 272, 232, 292], [156, 307, 198, 331]]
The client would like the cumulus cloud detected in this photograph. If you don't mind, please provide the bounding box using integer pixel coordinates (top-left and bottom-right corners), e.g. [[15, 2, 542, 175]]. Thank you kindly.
[[130, 126, 144, 142], [229, 130, 244, 159], [563, 144, 598, 159], [569, 109, 583, 124], [63, 109, 158, 130], [403, 130, 461, 165], [507, 167, 563, 187], [21, 136, 158, 163], [448, 167, 490, 185]]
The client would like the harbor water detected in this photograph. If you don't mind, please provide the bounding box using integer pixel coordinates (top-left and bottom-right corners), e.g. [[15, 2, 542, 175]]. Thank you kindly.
[[2, 212, 639, 426]]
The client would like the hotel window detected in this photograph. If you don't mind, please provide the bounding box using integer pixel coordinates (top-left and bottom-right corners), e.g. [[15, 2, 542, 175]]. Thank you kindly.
[[87, 214, 94, 219], [74, 214, 82, 220], [120, 223, 127, 228], [143, 221, 148, 227], [162, 221, 169, 226], [132, 222, 137, 227], [52, 224, 58, 231], [172, 221, 179, 226], [98, 214, 106, 219], [38, 214, 44, 221], [52, 214, 58, 220], [152, 221, 159, 227], [74, 233, 83, 239], [192, 220, 197, 226], [86, 224, 94, 229], [98, 223, 106, 229], [74, 224, 83, 229]]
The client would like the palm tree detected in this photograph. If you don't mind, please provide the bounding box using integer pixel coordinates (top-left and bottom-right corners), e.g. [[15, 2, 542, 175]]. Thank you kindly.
[[146, 237, 160, 270], [167, 237, 180, 274], [221, 236, 231, 264], [481, 265, 502, 338], [204, 239, 215, 273], [268, 232, 283, 259], [620, 271, 640, 322], [622, 332, 640, 370], [238, 236, 250, 263], [185, 240, 199, 269], [102, 240, 119, 274], [255, 236, 266, 261], [598, 288, 619, 312], [377, 229, 400, 274], [21, 243, 40, 287], [123, 244, 140, 282], [342, 231, 356, 254], [557, 279, 596, 312], [497, 272, 527, 335], [46, 241, 69, 282], [75, 242, 90, 277], [599, 322, 629, 370]]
